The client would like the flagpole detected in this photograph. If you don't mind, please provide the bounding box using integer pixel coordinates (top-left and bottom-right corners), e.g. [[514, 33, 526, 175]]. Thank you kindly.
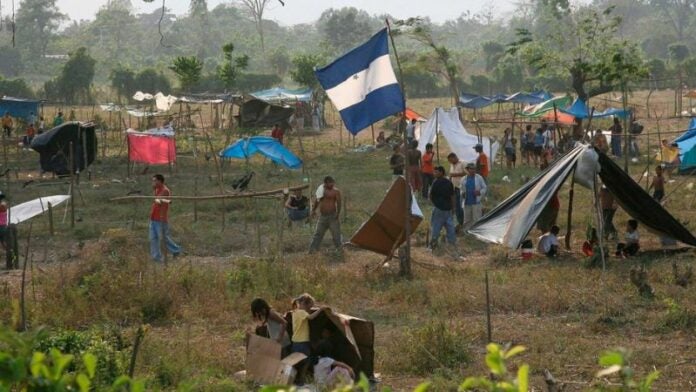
[[386, 18, 411, 278]]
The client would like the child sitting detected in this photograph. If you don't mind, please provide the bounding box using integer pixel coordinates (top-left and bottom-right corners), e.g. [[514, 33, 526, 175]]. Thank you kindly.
[[313, 340, 354, 389], [616, 219, 640, 257], [537, 225, 560, 257]]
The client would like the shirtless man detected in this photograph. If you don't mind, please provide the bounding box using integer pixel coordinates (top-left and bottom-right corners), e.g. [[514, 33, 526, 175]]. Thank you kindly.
[[309, 176, 342, 253]]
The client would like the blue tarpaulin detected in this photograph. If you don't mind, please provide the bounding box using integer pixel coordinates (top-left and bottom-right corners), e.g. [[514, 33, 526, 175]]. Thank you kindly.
[[0, 97, 40, 121], [219, 136, 302, 169], [561, 99, 630, 119], [459, 95, 493, 109], [251, 87, 313, 103], [674, 118, 696, 171], [505, 92, 547, 105]]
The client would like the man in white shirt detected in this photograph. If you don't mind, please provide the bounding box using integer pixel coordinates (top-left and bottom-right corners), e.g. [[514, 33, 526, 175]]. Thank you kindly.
[[460, 162, 487, 229], [405, 119, 416, 142], [537, 225, 560, 257]]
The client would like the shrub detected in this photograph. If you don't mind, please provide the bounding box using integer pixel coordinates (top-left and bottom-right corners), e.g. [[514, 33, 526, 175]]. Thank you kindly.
[[389, 321, 470, 375]]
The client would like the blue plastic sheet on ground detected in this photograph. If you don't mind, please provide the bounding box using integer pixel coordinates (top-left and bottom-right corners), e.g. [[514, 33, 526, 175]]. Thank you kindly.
[[219, 136, 302, 169]]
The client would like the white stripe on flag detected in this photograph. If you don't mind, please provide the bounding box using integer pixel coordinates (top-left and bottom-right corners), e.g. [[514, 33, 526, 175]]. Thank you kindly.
[[324, 54, 398, 111]]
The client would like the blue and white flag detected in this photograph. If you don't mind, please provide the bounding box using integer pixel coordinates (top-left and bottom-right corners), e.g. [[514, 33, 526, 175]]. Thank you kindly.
[[315, 28, 405, 135]]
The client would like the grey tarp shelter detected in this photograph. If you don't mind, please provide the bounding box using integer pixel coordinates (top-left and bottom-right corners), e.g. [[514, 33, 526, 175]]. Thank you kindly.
[[468, 145, 696, 249]]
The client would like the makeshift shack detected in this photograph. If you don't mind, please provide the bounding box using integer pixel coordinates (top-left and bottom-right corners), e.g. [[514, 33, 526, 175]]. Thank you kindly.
[[350, 176, 423, 257], [417, 107, 500, 166], [127, 128, 176, 166], [31, 122, 97, 175], [468, 145, 696, 249], [237, 99, 294, 129], [246, 309, 375, 385], [219, 136, 302, 169], [0, 96, 40, 121]]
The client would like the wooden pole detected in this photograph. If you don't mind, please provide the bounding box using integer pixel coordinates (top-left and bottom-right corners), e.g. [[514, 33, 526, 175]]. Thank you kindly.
[[386, 18, 411, 278], [69, 142, 75, 228], [204, 133, 226, 231], [110, 184, 309, 202], [47, 202, 54, 236], [435, 108, 440, 165], [254, 198, 261, 255], [371, 124, 375, 144], [485, 270, 492, 343], [565, 169, 576, 250], [19, 221, 33, 332], [128, 326, 145, 378], [278, 197, 285, 262]]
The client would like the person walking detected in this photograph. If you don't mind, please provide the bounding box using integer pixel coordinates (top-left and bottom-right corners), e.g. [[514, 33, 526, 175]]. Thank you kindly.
[[309, 176, 342, 253], [149, 174, 182, 262], [421, 143, 435, 198], [460, 163, 487, 229], [429, 166, 456, 248]]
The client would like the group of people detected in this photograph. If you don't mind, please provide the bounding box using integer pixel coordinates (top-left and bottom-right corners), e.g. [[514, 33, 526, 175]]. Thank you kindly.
[[1, 111, 65, 150], [250, 295, 354, 388]]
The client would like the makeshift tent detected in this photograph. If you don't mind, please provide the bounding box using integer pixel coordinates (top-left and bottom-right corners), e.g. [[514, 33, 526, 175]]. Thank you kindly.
[[468, 145, 696, 248], [541, 111, 575, 125], [0, 97, 40, 121], [9, 196, 70, 224], [349, 176, 423, 256], [505, 92, 548, 105], [31, 122, 97, 175], [219, 136, 302, 169], [127, 129, 176, 165], [417, 107, 500, 166], [673, 118, 696, 172], [404, 108, 426, 122], [237, 99, 294, 128], [489, 94, 509, 103], [251, 87, 313, 103], [517, 95, 572, 118], [459, 95, 493, 109], [561, 99, 630, 119]]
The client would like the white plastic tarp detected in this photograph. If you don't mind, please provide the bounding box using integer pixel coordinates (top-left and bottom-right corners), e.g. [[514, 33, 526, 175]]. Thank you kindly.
[[9, 195, 70, 224], [417, 107, 499, 167], [126, 126, 175, 137], [468, 145, 586, 248]]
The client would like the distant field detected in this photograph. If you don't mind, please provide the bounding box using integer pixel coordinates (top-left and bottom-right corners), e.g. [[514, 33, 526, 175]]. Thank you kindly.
[[0, 91, 694, 390]]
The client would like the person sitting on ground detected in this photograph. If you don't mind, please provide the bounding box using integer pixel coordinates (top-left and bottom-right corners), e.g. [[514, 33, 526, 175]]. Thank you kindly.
[[537, 225, 561, 258], [313, 340, 355, 389], [250, 298, 289, 350], [285, 188, 310, 225], [582, 228, 599, 257], [389, 144, 404, 179], [375, 131, 386, 148], [616, 219, 640, 258], [648, 165, 665, 202]]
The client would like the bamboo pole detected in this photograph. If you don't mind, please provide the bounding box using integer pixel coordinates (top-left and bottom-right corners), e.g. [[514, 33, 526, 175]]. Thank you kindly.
[[19, 221, 33, 332], [69, 142, 75, 228], [565, 169, 576, 250], [47, 202, 54, 236], [204, 133, 226, 231], [110, 184, 309, 202]]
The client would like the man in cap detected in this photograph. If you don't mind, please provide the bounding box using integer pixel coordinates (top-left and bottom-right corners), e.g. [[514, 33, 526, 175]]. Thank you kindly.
[[460, 162, 487, 230]]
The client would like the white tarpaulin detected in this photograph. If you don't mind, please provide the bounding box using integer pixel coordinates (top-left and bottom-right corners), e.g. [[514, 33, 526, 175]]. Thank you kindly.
[[126, 126, 175, 137], [417, 107, 500, 167], [9, 195, 70, 224], [154, 93, 177, 112], [132, 91, 154, 101]]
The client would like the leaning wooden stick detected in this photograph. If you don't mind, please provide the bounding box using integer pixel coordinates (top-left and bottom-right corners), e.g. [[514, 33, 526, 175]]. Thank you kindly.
[[110, 184, 309, 202]]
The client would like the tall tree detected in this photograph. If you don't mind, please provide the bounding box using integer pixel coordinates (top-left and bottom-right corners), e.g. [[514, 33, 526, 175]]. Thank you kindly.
[[169, 56, 203, 92], [15, 0, 66, 58], [217, 43, 249, 90], [189, 0, 210, 58], [236, 0, 285, 53], [316, 7, 375, 54], [110, 66, 136, 102], [509, 5, 646, 101], [54, 47, 96, 103], [290, 54, 324, 89], [645, 0, 696, 42]]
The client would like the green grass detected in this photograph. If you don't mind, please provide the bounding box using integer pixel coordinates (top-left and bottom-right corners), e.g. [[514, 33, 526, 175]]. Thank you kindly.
[[2, 96, 695, 390]]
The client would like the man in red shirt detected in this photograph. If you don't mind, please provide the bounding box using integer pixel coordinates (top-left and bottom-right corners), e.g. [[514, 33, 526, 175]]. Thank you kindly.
[[149, 174, 181, 262], [474, 143, 489, 180], [271, 123, 284, 145]]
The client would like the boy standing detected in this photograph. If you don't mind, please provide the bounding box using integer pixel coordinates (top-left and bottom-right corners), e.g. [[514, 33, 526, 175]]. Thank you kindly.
[[648, 166, 665, 202], [309, 176, 342, 253], [149, 174, 182, 262]]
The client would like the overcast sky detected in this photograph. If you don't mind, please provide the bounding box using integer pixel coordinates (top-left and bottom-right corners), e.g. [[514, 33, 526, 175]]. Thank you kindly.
[[49, 0, 520, 24]]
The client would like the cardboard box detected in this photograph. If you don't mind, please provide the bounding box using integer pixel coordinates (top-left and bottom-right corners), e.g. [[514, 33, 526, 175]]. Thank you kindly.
[[246, 334, 307, 385]]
